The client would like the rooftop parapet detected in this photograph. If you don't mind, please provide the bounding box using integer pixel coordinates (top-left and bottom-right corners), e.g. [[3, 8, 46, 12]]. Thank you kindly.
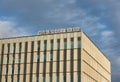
[[38, 27, 81, 35]]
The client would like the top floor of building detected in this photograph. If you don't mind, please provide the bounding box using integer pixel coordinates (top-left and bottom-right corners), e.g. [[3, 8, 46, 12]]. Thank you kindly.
[[0, 27, 110, 63]]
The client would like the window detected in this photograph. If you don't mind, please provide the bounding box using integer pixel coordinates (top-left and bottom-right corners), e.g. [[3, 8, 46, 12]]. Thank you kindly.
[[5, 43, 10, 82], [56, 39, 60, 82], [43, 77, 45, 82], [23, 42, 28, 82], [11, 43, 16, 82], [29, 41, 34, 82], [7, 43, 10, 53], [19, 42, 22, 53], [78, 37, 81, 48], [70, 75, 73, 82], [36, 77, 39, 82], [64, 38, 67, 49], [50, 39, 53, 61], [37, 55, 40, 62], [70, 38, 74, 82], [50, 39, 53, 82], [37, 41, 40, 62], [63, 49, 67, 82], [38, 41, 40, 50], [56, 76, 59, 82], [31, 41, 34, 52], [13, 43, 16, 53], [50, 40, 53, 50], [36, 41, 40, 82], [78, 74, 81, 82], [71, 38, 74, 49], [77, 49, 81, 70], [44, 55, 46, 62], [77, 48, 81, 82], [43, 40, 47, 82], [50, 76, 52, 82], [64, 75, 66, 82], [44, 40, 47, 51], [17, 42, 22, 82], [0, 44, 4, 82]]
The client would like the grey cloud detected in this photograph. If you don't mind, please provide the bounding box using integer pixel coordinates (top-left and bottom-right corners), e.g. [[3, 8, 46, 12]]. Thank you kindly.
[[0, 19, 28, 38], [1, 0, 78, 26]]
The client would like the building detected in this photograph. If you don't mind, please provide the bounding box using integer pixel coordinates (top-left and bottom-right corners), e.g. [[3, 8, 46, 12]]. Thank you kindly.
[[0, 27, 111, 82]]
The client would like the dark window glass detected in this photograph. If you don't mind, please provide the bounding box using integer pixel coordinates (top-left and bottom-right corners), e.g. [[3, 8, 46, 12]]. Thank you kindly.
[[63, 48, 67, 82], [70, 75, 73, 82], [56, 39, 60, 82], [43, 40, 47, 81], [37, 41, 40, 62], [36, 77, 39, 82], [78, 37, 81, 48], [7, 43, 10, 53], [11, 43, 16, 82], [64, 76, 66, 82], [77, 37, 81, 82], [50, 39, 53, 82], [56, 76, 59, 82], [63, 50, 67, 71], [50, 76, 52, 82], [50, 39, 53, 50], [78, 74, 80, 82], [36, 41, 40, 82], [70, 38, 74, 82], [50, 64, 53, 75], [19, 43, 22, 52], [23, 42, 28, 82], [77, 49, 81, 71], [70, 49, 74, 82], [38, 41, 40, 49], [13, 43, 16, 53], [43, 77, 45, 82], [30, 41, 34, 82], [0, 44, 4, 82], [17, 42, 22, 82], [5, 43, 10, 82], [71, 38, 74, 49]]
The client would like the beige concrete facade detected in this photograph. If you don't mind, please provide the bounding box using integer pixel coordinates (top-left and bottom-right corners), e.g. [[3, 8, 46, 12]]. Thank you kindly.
[[81, 32, 111, 82], [0, 28, 111, 82]]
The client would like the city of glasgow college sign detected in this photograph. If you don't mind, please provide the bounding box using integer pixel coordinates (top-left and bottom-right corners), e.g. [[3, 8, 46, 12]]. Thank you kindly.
[[38, 27, 81, 35]]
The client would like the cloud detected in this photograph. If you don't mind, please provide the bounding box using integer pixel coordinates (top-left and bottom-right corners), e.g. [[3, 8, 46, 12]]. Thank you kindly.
[[101, 30, 115, 45], [115, 57, 120, 67], [101, 31, 114, 37], [93, 30, 120, 82], [84, 0, 120, 36], [0, 0, 93, 27], [0, 18, 28, 38]]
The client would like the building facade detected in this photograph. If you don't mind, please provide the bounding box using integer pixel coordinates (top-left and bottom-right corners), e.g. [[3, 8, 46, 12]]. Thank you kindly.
[[0, 28, 111, 82]]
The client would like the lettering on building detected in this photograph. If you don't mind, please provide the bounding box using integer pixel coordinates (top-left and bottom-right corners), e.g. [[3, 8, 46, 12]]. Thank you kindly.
[[38, 27, 81, 35]]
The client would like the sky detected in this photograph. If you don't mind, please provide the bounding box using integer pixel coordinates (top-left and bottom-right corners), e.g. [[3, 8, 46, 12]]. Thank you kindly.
[[0, 0, 120, 81]]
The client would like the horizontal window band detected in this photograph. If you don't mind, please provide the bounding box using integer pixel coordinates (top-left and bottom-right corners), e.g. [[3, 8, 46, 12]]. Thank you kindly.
[[1, 71, 81, 76], [2, 59, 80, 65], [0, 48, 81, 55]]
